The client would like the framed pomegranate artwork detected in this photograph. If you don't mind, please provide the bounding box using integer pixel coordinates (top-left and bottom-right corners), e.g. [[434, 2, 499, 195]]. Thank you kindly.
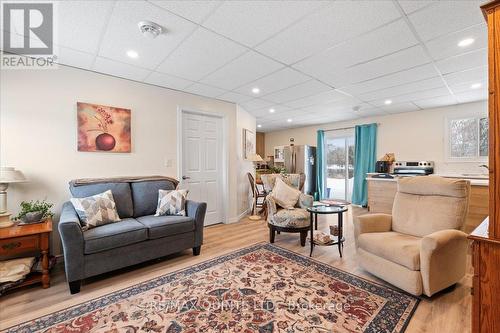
[[77, 102, 131, 153]]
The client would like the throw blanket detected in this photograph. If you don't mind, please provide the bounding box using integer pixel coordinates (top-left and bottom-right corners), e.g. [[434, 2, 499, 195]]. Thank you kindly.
[[70, 176, 179, 188]]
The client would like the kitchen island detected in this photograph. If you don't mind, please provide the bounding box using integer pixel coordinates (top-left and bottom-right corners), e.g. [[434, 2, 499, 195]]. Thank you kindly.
[[366, 174, 488, 233]]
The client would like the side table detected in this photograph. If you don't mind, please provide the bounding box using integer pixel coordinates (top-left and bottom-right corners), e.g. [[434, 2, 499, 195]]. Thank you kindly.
[[307, 206, 347, 257], [0, 218, 52, 290]]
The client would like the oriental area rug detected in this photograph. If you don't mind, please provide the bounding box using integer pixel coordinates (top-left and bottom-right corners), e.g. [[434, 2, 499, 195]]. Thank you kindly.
[[4, 243, 419, 333]]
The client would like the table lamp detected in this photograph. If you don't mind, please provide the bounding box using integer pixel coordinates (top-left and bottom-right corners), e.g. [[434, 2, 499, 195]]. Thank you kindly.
[[0, 167, 27, 228], [247, 154, 264, 221]]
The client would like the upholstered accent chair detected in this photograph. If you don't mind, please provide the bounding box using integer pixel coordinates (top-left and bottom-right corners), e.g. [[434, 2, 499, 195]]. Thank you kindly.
[[354, 176, 471, 296], [267, 190, 313, 246], [260, 173, 303, 193]]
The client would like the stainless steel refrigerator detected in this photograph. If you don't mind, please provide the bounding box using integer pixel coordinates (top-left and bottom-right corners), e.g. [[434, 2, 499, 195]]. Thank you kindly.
[[283, 145, 317, 196]]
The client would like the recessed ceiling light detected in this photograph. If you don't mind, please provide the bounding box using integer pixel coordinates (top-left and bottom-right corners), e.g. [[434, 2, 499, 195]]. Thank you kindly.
[[269, 108, 275, 113], [458, 38, 475, 47], [252, 87, 260, 94], [384, 99, 392, 105], [257, 124, 262, 128], [126, 50, 139, 58], [470, 83, 482, 89], [287, 118, 293, 123]]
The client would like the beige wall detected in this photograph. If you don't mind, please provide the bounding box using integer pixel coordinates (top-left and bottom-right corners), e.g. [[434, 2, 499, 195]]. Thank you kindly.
[[0, 65, 255, 254], [236, 106, 256, 217], [265, 101, 488, 174]]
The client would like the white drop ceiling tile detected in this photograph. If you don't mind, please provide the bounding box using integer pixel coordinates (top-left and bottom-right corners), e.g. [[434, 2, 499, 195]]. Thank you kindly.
[[235, 68, 310, 97], [182, 83, 226, 98], [358, 77, 445, 102], [293, 19, 418, 81], [284, 90, 351, 109], [202, 1, 327, 47], [92, 57, 151, 81], [263, 80, 331, 104], [156, 27, 247, 81], [450, 80, 487, 95], [356, 107, 388, 117], [380, 102, 421, 114], [143, 71, 193, 90], [425, 24, 487, 61], [251, 105, 293, 118], [256, 0, 401, 64], [200, 51, 284, 90], [455, 89, 488, 104], [408, 0, 485, 41], [339, 64, 439, 95], [370, 87, 451, 107], [56, 47, 95, 69], [443, 66, 488, 86], [338, 45, 432, 86], [239, 98, 275, 111], [217, 91, 253, 104], [413, 95, 458, 109], [436, 49, 487, 75], [262, 109, 309, 122], [57, 1, 115, 53], [99, 1, 197, 69], [149, 0, 221, 23], [397, 1, 435, 15]]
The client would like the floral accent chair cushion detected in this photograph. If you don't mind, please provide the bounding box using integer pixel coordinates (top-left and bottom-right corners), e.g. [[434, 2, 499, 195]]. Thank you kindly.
[[267, 190, 313, 229]]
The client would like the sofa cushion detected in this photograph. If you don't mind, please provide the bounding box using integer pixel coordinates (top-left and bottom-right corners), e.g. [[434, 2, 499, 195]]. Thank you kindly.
[[83, 218, 147, 254], [155, 189, 188, 216], [136, 215, 194, 239], [358, 231, 422, 270], [70, 182, 133, 218], [131, 180, 176, 217]]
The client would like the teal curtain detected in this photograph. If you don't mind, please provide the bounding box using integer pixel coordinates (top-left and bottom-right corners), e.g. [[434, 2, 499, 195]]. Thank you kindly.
[[316, 130, 325, 200], [351, 123, 377, 206]]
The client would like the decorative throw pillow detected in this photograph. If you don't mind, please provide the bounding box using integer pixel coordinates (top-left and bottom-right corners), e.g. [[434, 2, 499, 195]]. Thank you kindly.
[[70, 190, 121, 230], [155, 189, 189, 216], [271, 178, 301, 209]]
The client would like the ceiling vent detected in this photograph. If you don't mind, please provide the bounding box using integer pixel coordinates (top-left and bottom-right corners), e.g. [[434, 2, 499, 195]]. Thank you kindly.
[[138, 21, 163, 39]]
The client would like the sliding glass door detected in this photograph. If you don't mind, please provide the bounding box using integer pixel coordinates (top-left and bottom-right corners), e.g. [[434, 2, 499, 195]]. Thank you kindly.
[[324, 131, 355, 201]]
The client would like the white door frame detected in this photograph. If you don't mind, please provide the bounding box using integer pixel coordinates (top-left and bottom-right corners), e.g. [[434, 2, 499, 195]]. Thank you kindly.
[[177, 106, 229, 224]]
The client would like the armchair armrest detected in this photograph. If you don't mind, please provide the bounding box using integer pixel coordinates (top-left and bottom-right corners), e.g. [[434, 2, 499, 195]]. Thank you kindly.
[[186, 200, 207, 246], [265, 194, 277, 218], [298, 193, 313, 209], [354, 213, 392, 248], [58, 202, 84, 282], [420, 229, 468, 296]]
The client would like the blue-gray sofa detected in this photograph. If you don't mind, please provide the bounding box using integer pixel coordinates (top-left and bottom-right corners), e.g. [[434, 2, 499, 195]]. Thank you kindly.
[[58, 178, 206, 294]]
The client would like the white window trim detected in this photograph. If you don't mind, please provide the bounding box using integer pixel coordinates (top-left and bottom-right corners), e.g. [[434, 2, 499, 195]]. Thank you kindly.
[[444, 114, 488, 163]]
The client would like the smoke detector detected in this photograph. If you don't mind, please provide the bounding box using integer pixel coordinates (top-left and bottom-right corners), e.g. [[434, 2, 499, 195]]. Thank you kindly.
[[138, 21, 163, 39], [352, 106, 361, 112]]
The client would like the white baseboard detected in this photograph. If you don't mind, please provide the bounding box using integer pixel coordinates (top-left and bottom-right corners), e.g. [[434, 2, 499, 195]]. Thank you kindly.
[[227, 209, 250, 224]]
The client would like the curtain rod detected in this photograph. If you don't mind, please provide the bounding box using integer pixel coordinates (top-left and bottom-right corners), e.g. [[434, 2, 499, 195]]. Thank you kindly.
[[323, 122, 381, 132]]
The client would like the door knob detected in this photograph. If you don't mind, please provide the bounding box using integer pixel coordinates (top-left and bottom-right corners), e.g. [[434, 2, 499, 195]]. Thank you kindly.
[[182, 176, 191, 180]]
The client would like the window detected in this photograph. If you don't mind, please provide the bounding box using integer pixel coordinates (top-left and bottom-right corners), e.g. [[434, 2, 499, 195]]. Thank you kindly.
[[447, 116, 488, 160]]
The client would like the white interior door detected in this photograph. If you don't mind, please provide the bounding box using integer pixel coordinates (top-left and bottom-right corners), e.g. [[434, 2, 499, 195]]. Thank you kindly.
[[181, 111, 223, 226]]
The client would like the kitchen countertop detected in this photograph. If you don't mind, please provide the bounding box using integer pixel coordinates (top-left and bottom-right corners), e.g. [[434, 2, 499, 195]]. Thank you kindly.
[[366, 173, 489, 186]]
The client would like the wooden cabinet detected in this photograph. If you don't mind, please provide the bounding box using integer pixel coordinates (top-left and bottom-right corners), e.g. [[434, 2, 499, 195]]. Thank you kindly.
[[256, 132, 265, 158]]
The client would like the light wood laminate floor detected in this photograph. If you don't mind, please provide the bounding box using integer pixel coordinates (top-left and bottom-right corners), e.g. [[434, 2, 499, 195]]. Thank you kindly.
[[0, 207, 472, 332]]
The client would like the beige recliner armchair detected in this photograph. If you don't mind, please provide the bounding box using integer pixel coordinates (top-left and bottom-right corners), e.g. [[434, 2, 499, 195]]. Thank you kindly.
[[354, 176, 470, 296]]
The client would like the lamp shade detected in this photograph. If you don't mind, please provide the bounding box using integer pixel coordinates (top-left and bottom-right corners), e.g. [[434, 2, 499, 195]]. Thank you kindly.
[[247, 154, 264, 162], [0, 167, 27, 183]]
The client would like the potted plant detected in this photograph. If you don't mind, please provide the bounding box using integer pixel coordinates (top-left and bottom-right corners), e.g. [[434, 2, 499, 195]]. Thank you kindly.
[[14, 200, 54, 224]]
